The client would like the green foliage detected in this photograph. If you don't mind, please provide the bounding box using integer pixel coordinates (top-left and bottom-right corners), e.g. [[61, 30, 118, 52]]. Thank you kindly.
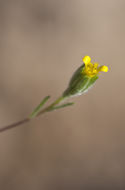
[[48, 102, 74, 111], [29, 96, 50, 118]]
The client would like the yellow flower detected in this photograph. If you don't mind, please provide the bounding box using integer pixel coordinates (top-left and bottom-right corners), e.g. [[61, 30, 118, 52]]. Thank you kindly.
[[82, 55, 108, 77]]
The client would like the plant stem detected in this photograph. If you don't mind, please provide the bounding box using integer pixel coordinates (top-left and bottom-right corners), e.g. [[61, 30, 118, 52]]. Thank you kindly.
[[0, 96, 65, 133], [0, 118, 30, 133]]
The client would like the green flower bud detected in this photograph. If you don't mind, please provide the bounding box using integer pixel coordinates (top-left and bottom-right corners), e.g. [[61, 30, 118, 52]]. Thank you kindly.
[[62, 55, 108, 98], [63, 65, 98, 98]]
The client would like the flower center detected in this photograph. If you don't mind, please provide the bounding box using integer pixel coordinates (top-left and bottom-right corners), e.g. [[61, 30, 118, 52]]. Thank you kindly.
[[82, 56, 108, 77]]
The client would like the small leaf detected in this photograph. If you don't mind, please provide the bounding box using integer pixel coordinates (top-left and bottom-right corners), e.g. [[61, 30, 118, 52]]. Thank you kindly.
[[29, 96, 50, 118], [48, 102, 74, 112]]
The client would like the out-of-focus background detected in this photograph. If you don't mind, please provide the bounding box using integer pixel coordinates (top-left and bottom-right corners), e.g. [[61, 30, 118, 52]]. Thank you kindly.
[[0, 0, 125, 189]]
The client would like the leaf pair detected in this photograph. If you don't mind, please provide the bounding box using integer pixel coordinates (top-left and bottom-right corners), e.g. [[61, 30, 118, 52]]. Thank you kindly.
[[29, 96, 74, 119]]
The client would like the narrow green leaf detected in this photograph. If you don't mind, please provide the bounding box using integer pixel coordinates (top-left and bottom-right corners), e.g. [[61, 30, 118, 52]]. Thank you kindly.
[[29, 96, 50, 118], [48, 102, 74, 112]]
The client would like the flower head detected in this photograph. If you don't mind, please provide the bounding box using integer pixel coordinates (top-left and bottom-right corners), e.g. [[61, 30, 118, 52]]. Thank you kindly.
[[63, 55, 108, 98], [82, 55, 108, 77]]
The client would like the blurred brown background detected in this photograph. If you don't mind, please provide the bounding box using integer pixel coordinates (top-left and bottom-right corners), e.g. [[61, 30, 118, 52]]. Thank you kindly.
[[0, 0, 125, 189]]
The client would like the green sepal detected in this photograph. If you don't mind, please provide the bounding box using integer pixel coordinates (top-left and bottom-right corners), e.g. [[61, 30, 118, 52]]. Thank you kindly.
[[29, 96, 50, 118], [63, 65, 98, 97]]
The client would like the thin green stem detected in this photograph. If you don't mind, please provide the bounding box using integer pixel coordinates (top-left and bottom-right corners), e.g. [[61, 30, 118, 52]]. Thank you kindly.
[[0, 96, 66, 133]]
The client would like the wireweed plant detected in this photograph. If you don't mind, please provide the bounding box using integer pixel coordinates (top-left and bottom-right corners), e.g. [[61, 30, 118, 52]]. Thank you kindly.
[[0, 56, 108, 133]]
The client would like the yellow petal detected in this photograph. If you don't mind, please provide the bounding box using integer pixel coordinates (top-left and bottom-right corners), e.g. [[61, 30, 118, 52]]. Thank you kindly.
[[82, 56, 91, 64], [93, 63, 99, 69], [98, 65, 108, 72]]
